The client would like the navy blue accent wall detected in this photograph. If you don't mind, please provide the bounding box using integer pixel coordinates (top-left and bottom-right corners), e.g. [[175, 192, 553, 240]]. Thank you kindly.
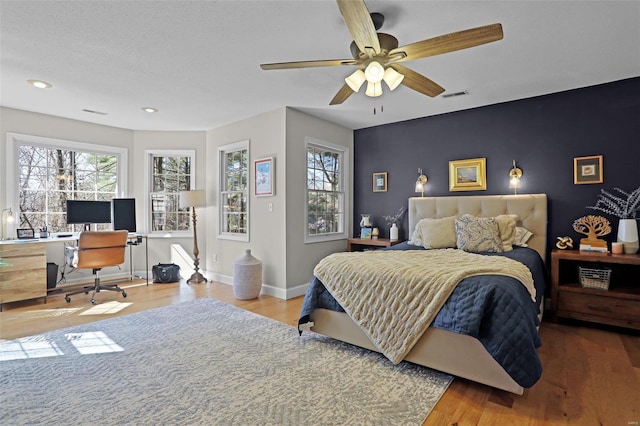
[[353, 77, 640, 256]]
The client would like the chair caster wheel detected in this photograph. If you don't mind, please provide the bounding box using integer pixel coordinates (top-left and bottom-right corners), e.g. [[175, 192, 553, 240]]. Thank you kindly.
[[65, 296, 71, 303], [122, 291, 127, 298], [91, 299, 97, 305]]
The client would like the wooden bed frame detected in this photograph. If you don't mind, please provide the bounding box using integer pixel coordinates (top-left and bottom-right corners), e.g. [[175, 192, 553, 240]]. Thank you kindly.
[[309, 194, 548, 395]]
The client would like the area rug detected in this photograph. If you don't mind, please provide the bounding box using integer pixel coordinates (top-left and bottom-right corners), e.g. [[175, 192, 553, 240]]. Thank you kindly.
[[0, 298, 452, 425]]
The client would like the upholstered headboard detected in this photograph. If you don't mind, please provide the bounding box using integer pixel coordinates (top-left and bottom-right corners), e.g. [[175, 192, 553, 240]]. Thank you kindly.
[[408, 194, 548, 262]]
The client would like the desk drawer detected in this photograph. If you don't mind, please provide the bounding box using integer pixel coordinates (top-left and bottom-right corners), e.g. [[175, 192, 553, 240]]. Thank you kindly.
[[0, 270, 47, 303], [558, 291, 640, 321], [0, 242, 46, 257]]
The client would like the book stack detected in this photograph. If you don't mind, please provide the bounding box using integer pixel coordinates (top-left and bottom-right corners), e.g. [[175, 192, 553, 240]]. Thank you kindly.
[[579, 238, 608, 253]]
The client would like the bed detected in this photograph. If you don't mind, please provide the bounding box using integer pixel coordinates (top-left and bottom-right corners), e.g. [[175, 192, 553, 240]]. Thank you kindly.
[[298, 194, 548, 395]]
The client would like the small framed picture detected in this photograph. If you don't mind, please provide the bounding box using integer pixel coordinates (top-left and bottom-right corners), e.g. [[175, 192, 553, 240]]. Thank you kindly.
[[360, 227, 372, 239], [574, 155, 603, 184], [373, 172, 387, 192], [254, 157, 275, 196], [449, 158, 487, 191], [17, 228, 35, 239]]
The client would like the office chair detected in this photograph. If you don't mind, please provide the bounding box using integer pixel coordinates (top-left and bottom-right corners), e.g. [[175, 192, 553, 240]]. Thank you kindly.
[[64, 230, 129, 305]]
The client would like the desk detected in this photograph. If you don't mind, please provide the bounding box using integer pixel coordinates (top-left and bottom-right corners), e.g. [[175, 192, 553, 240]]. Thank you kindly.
[[346, 237, 405, 252], [0, 234, 148, 311]]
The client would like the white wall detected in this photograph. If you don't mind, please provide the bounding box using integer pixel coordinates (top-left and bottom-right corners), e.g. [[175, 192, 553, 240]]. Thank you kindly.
[[205, 107, 353, 299], [0, 107, 206, 280]]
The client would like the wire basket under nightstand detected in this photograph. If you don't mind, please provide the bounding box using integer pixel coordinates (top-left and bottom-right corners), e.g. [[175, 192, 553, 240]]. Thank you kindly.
[[578, 266, 611, 290]]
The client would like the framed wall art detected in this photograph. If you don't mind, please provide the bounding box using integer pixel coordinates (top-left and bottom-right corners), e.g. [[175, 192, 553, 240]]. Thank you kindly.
[[574, 155, 603, 185], [254, 157, 275, 196], [373, 172, 387, 192], [449, 158, 487, 191]]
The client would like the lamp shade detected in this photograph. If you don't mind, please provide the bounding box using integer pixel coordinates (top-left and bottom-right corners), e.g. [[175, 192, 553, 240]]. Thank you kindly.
[[365, 81, 383, 97], [345, 69, 366, 92], [383, 67, 404, 91], [179, 190, 206, 208]]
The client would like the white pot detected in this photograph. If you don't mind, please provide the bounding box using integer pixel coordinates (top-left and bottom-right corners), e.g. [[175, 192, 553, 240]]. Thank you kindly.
[[617, 218, 639, 254], [390, 223, 399, 241]]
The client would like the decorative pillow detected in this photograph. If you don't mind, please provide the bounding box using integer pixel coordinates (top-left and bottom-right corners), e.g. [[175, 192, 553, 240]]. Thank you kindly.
[[455, 214, 503, 253], [408, 216, 457, 249], [494, 214, 518, 252], [513, 226, 534, 247]]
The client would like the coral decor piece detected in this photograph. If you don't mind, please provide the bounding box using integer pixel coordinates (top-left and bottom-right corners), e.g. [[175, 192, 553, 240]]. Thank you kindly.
[[573, 215, 611, 248], [587, 186, 640, 219]]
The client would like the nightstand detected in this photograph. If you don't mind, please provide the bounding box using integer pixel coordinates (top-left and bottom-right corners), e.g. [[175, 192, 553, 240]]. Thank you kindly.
[[346, 238, 405, 252], [550, 249, 640, 330]]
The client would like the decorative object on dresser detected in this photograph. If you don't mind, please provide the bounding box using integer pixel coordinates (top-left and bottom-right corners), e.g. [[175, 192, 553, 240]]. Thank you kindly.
[[573, 155, 603, 184], [371, 227, 379, 239], [383, 206, 406, 240], [550, 249, 640, 330], [179, 190, 208, 284], [449, 158, 487, 192], [359, 213, 372, 239], [556, 236, 574, 250], [372, 172, 387, 192], [572, 215, 611, 252], [587, 186, 640, 254]]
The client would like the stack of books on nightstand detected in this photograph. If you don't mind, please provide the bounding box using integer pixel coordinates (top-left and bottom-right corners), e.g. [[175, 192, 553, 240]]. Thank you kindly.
[[579, 239, 608, 253]]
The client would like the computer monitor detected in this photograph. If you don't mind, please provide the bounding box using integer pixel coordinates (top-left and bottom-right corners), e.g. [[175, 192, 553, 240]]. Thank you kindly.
[[66, 200, 112, 230], [112, 198, 137, 233]]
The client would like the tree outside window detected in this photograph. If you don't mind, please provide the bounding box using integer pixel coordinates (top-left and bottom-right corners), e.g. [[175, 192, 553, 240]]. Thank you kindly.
[[218, 141, 249, 241], [149, 153, 193, 232]]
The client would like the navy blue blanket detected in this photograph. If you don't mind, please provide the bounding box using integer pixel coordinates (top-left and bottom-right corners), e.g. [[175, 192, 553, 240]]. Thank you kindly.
[[299, 245, 547, 388]]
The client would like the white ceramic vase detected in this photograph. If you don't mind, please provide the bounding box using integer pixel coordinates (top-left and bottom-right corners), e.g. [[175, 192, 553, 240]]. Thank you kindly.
[[390, 223, 399, 241], [617, 218, 639, 254]]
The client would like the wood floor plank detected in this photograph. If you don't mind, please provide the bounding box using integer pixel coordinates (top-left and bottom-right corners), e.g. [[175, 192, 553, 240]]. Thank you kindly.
[[1, 279, 639, 425]]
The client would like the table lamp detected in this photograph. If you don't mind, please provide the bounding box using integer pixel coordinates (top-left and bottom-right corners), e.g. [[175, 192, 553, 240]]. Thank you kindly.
[[179, 190, 208, 284]]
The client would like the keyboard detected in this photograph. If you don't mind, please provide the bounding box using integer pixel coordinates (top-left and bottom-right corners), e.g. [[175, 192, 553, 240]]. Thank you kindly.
[[57, 234, 73, 238]]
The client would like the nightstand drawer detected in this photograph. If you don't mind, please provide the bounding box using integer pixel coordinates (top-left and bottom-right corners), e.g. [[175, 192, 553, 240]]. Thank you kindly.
[[558, 291, 640, 321]]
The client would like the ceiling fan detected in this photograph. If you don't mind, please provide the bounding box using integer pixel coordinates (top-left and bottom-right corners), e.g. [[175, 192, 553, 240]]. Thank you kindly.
[[260, 0, 503, 105]]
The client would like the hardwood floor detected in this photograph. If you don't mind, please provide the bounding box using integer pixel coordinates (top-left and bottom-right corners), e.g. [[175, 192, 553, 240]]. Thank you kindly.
[[1, 280, 638, 425]]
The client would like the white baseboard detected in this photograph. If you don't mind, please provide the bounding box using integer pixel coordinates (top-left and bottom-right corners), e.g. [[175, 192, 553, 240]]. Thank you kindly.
[[203, 270, 309, 301]]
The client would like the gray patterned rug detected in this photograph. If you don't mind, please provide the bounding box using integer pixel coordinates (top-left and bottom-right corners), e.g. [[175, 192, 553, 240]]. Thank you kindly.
[[0, 298, 452, 425]]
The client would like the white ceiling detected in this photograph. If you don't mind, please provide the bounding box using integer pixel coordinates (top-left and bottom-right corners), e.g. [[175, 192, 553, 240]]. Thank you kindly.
[[1, 1, 638, 132]]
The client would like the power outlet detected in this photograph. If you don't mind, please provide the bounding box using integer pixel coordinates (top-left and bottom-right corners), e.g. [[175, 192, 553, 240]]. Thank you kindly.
[[268, 202, 273, 212]]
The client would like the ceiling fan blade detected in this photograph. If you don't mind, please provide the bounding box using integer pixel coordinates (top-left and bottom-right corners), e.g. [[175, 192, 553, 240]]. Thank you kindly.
[[337, 0, 380, 56], [389, 23, 503, 63], [261, 59, 358, 70], [389, 64, 445, 97], [329, 83, 354, 105]]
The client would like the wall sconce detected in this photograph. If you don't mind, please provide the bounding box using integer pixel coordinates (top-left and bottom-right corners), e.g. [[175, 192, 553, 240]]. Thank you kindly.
[[1, 208, 15, 240], [415, 168, 428, 197], [509, 160, 523, 195]]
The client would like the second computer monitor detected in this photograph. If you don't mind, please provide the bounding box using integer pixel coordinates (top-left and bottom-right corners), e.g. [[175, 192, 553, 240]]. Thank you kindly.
[[112, 198, 137, 233]]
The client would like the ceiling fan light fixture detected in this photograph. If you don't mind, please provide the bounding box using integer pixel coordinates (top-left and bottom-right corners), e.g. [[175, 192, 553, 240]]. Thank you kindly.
[[345, 69, 366, 92], [382, 67, 404, 91], [365, 81, 382, 97], [364, 61, 384, 83]]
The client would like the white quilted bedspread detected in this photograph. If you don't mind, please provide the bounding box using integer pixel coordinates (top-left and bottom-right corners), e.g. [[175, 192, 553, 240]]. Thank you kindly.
[[313, 248, 534, 364]]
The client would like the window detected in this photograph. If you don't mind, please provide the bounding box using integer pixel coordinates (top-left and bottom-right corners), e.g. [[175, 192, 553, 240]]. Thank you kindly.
[[145, 150, 194, 234], [6, 133, 127, 232], [218, 140, 249, 241], [305, 138, 348, 242]]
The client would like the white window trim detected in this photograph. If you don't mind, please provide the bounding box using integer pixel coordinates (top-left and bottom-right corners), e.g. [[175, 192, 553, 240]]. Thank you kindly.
[[218, 139, 249, 242], [5, 132, 128, 213], [304, 137, 349, 244], [144, 149, 196, 238]]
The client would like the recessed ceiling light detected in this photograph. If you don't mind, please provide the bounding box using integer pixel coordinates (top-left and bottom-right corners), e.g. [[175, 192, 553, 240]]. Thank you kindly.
[[27, 79, 53, 89], [142, 107, 158, 113]]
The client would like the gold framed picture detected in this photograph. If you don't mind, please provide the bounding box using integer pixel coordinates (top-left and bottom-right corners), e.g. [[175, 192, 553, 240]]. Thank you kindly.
[[373, 172, 387, 192], [574, 155, 603, 184], [449, 158, 487, 191]]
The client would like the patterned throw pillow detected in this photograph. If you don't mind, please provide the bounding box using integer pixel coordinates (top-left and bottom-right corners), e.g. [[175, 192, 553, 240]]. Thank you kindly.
[[409, 216, 457, 249], [513, 226, 534, 247], [455, 214, 503, 253]]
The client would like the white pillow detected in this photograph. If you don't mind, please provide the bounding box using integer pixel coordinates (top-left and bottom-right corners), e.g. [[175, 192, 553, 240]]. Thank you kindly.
[[513, 226, 534, 247], [409, 216, 457, 249], [494, 214, 518, 252], [455, 214, 503, 253]]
